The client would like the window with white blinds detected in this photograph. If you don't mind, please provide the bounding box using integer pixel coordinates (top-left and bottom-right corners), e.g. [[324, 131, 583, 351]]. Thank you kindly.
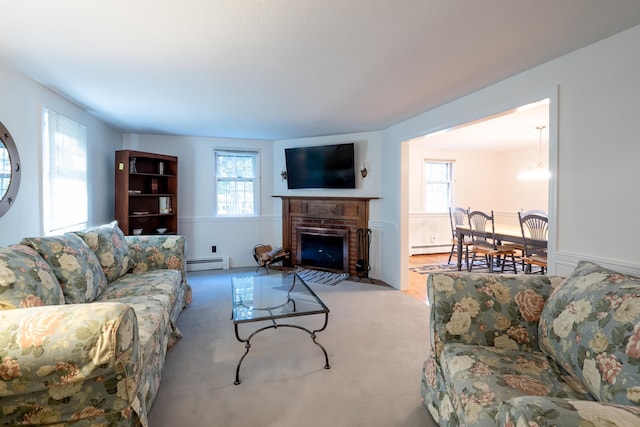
[[43, 109, 88, 234]]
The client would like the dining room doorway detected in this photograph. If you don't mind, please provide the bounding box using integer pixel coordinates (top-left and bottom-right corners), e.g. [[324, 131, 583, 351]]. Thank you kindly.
[[405, 97, 552, 260]]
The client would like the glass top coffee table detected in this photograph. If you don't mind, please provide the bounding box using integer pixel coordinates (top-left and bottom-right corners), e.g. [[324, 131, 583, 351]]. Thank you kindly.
[[231, 271, 331, 385]]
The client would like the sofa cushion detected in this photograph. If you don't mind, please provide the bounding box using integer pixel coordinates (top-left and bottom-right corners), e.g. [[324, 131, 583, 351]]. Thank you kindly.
[[539, 260, 640, 406], [21, 233, 108, 303], [97, 269, 185, 328], [0, 244, 65, 309], [440, 343, 593, 426], [74, 221, 132, 282], [127, 235, 186, 276], [428, 273, 555, 362]]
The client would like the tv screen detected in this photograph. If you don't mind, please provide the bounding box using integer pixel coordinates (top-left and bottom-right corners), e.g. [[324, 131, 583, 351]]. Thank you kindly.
[[285, 143, 356, 189]]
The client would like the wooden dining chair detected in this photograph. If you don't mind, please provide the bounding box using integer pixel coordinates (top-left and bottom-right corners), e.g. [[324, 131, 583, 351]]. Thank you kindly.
[[467, 209, 518, 273], [518, 212, 548, 274], [521, 208, 548, 218], [503, 209, 547, 271], [447, 206, 472, 268]]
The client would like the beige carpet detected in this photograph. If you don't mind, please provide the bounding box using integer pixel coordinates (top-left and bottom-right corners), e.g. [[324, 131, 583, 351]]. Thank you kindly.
[[148, 267, 437, 427]]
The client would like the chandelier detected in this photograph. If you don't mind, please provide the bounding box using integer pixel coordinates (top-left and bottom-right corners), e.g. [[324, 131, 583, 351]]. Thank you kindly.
[[518, 125, 550, 181]]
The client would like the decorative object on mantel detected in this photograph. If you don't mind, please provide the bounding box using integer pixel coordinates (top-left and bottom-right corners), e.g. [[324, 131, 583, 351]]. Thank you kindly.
[[518, 125, 550, 181], [0, 121, 21, 217]]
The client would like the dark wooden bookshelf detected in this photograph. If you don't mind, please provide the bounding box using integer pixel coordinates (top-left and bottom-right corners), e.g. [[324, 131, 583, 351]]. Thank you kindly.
[[115, 150, 178, 236]]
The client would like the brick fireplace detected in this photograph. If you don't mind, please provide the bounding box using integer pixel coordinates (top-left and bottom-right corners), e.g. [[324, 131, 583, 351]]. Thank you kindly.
[[277, 196, 376, 276]]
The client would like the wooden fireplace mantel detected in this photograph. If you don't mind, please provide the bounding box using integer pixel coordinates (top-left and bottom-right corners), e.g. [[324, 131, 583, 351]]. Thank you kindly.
[[274, 196, 378, 275]]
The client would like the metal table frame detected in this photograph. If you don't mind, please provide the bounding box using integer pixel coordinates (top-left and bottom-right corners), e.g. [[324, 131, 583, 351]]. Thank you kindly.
[[231, 273, 330, 385]]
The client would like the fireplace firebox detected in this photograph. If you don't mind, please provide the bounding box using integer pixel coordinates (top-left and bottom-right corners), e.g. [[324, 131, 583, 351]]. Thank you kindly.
[[297, 227, 349, 272]]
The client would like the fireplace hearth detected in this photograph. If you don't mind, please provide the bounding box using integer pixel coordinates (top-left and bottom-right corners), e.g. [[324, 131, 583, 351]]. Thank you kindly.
[[276, 196, 376, 276]]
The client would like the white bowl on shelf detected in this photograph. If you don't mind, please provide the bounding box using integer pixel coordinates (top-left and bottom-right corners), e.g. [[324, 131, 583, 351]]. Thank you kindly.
[[132, 228, 143, 235], [156, 228, 168, 234]]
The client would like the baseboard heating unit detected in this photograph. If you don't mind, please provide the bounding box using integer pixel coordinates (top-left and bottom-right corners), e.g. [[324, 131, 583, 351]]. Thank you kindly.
[[187, 256, 229, 271]]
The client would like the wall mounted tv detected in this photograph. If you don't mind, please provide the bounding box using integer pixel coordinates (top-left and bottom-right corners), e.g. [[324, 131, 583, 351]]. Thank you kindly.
[[285, 142, 356, 189]]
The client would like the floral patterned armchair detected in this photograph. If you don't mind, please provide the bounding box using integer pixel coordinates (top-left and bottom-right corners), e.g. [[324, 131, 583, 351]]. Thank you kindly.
[[422, 262, 640, 426]]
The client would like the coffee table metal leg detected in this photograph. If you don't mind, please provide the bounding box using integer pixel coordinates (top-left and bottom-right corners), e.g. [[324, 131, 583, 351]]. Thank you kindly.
[[233, 312, 330, 385], [311, 311, 330, 369]]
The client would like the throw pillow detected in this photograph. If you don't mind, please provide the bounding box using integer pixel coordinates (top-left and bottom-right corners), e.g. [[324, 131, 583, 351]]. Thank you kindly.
[[21, 233, 108, 303], [73, 221, 132, 282], [539, 260, 640, 406], [0, 244, 65, 309]]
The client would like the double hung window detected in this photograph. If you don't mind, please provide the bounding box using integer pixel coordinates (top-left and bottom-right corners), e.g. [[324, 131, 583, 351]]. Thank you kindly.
[[215, 150, 259, 216], [423, 160, 453, 213]]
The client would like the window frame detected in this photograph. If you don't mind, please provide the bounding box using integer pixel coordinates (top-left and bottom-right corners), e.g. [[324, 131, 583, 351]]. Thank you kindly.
[[42, 108, 88, 235], [423, 159, 454, 214], [214, 149, 260, 217]]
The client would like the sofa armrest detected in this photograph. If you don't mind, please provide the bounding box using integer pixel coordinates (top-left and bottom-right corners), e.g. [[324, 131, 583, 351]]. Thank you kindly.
[[0, 302, 145, 425], [428, 273, 557, 362], [126, 235, 187, 280]]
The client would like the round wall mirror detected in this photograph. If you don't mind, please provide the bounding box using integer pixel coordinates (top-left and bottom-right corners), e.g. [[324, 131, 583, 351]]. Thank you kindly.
[[0, 121, 21, 217]]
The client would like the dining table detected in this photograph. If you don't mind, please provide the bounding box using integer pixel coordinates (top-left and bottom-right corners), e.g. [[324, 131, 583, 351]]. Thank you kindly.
[[454, 225, 547, 272]]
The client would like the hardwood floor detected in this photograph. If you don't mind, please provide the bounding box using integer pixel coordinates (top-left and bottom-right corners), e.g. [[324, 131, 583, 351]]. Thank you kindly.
[[403, 252, 451, 304]]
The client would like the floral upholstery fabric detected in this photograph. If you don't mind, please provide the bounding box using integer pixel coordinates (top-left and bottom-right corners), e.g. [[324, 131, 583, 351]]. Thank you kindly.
[[127, 235, 186, 276], [427, 273, 557, 361], [127, 235, 192, 307], [539, 260, 640, 407], [0, 244, 64, 309], [21, 233, 108, 303], [109, 295, 174, 410], [423, 272, 558, 426], [496, 396, 640, 426], [99, 269, 186, 331], [74, 221, 132, 282], [439, 344, 592, 426], [423, 268, 640, 427], [0, 302, 146, 427]]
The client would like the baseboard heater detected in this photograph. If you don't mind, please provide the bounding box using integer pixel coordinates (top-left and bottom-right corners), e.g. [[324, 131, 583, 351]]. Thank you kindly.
[[411, 244, 450, 256], [187, 256, 229, 271]]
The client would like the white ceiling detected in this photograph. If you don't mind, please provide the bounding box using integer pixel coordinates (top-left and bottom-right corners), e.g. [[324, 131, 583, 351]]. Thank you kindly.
[[1, 1, 639, 141], [416, 100, 550, 151]]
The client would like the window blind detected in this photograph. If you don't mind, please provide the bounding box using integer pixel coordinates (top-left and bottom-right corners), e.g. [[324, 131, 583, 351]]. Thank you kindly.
[[43, 109, 88, 234]]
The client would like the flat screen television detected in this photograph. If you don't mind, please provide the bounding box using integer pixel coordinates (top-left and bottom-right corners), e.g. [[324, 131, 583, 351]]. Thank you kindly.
[[285, 143, 356, 189]]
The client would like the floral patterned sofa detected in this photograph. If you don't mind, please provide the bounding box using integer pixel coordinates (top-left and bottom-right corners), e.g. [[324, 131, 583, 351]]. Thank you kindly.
[[422, 261, 640, 426], [0, 221, 192, 426]]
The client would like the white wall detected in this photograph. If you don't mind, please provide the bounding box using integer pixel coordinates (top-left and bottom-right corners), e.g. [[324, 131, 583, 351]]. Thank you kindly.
[[0, 63, 122, 246], [385, 24, 640, 289], [123, 134, 276, 267]]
